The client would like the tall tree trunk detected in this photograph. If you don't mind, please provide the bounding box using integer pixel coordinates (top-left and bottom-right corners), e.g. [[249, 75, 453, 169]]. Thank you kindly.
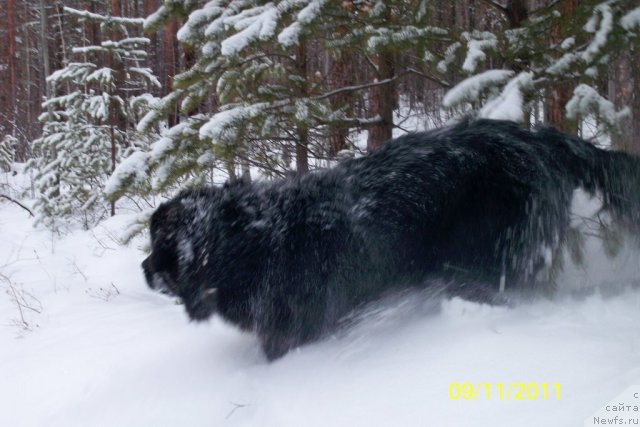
[[21, 0, 31, 161], [609, 44, 640, 153], [163, 18, 178, 127], [6, 0, 17, 135], [367, 49, 395, 152], [367, 1, 396, 152], [296, 42, 309, 174], [545, 0, 577, 131], [40, 0, 53, 118], [108, 0, 124, 216], [328, 47, 353, 158]]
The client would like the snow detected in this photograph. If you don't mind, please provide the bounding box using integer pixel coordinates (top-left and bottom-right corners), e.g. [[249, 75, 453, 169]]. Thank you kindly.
[[63, 6, 145, 25], [582, 4, 613, 63], [566, 84, 630, 132], [560, 37, 575, 50], [199, 100, 288, 140], [278, 21, 302, 46], [546, 52, 578, 75], [3, 170, 640, 426], [104, 151, 150, 197], [622, 7, 640, 31], [442, 69, 514, 109], [220, 4, 281, 56], [461, 32, 497, 73], [479, 72, 533, 122], [437, 42, 461, 73]]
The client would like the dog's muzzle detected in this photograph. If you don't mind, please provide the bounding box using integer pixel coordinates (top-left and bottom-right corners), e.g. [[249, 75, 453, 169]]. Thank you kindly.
[[142, 256, 174, 295]]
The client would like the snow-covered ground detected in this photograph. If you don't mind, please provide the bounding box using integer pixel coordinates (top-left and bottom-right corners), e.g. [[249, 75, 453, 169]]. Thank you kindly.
[[2, 183, 640, 427]]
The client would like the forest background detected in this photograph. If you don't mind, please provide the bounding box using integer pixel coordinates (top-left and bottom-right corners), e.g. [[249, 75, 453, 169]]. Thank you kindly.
[[0, 0, 638, 231]]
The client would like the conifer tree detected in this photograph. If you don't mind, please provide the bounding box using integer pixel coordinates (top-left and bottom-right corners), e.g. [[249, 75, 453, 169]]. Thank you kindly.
[[440, 1, 639, 140], [0, 135, 16, 172], [28, 6, 160, 230], [112, 0, 450, 198]]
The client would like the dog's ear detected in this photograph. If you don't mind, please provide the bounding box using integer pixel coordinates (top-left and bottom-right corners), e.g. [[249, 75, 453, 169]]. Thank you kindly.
[[150, 201, 182, 239]]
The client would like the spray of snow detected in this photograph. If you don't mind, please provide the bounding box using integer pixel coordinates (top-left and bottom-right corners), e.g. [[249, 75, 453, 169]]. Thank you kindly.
[[3, 165, 640, 426]]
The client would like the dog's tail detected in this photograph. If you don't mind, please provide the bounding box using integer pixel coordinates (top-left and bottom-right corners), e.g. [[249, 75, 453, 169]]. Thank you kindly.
[[598, 149, 640, 236], [540, 126, 640, 239]]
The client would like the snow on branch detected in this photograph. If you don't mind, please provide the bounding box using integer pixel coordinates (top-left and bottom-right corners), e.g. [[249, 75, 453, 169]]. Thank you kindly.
[[582, 4, 613, 63], [199, 100, 289, 140], [47, 63, 96, 83], [177, 0, 226, 43], [64, 7, 145, 25], [278, 0, 329, 46], [566, 84, 630, 132], [479, 72, 534, 122], [220, 4, 281, 56], [461, 31, 498, 73], [129, 68, 161, 88], [621, 7, 640, 31], [442, 69, 514, 108], [104, 151, 150, 199]]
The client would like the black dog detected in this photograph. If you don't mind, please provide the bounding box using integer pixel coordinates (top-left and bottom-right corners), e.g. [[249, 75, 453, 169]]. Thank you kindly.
[[142, 119, 640, 360]]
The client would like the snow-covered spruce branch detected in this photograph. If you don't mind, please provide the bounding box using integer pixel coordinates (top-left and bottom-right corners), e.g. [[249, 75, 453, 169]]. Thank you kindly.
[[63, 7, 145, 26], [310, 114, 383, 129]]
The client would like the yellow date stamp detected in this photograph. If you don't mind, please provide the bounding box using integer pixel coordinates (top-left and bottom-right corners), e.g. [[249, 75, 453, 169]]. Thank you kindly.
[[448, 382, 561, 401]]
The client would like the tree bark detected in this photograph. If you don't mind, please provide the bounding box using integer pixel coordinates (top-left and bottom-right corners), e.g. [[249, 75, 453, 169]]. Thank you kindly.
[[609, 44, 640, 153], [296, 42, 309, 174], [6, 0, 17, 134], [163, 18, 178, 127], [545, 0, 577, 131], [367, 49, 395, 152], [367, 2, 396, 152], [327, 32, 353, 157]]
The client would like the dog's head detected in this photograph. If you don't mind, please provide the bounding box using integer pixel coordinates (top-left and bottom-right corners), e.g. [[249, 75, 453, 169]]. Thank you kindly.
[[142, 189, 221, 321], [142, 200, 182, 295]]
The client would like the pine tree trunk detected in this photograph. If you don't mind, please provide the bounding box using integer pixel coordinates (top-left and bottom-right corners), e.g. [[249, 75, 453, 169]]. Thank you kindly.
[[109, 0, 123, 217], [545, 0, 577, 132], [367, 49, 395, 152], [163, 18, 178, 127], [609, 45, 640, 153], [296, 129, 309, 175], [21, 1, 32, 161], [296, 42, 309, 174], [328, 40, 352, 157], [6, 0, 17, 136]]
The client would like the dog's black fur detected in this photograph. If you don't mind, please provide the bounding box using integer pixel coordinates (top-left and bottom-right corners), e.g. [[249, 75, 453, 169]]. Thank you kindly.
[[142, 119, 640, 360]]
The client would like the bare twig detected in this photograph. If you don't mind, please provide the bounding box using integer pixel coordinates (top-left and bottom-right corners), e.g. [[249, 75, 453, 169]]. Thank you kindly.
[[226, 401, 250, 420], [3, 278, 43, 332], [67, 257, 88, 281], [89, 229, 116, 252], [110, 282, 120, 296], [311, 76, 399, 101], [85, 282, 121, 302], [0, 194, 33, 217]]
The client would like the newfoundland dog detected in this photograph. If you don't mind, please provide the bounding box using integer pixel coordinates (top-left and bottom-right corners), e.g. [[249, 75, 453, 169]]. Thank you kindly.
[[142, 119, 640, 360]]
